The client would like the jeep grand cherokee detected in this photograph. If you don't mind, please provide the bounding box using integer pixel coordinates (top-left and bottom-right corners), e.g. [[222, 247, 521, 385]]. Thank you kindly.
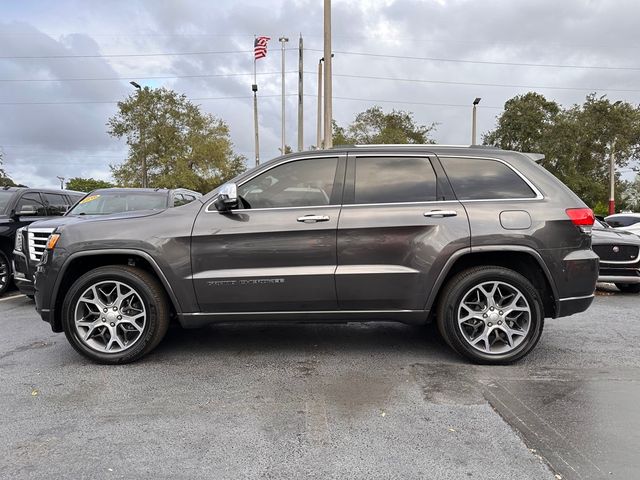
[[33, 146, 598, 364]]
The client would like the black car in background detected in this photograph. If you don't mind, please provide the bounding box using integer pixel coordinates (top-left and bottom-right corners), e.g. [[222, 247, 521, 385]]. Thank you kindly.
[[592, 219, 640, 293], [0, 187, 84, 296], [13, 187, 201, 297]]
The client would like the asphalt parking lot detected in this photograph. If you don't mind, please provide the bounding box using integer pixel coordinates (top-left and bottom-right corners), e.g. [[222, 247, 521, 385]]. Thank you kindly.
[[1, 285, 639, 480]]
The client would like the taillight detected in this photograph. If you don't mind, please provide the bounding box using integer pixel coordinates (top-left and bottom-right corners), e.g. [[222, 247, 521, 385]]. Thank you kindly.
[[565, 208, 595, 226]]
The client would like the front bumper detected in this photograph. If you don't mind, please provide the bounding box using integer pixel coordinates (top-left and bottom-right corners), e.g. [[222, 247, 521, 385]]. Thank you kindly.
[[598, 262, 640, 284], [12, 249, 36, 296]]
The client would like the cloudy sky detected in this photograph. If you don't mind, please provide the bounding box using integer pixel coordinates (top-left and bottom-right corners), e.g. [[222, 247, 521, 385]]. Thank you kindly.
[[1, 0, 639, 189]]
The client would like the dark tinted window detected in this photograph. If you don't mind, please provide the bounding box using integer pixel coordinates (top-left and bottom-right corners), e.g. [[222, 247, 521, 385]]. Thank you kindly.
[[605, 216, 640, 228], [440, 157, 536, 200], [354, 157, 437, 204], [16, 193, 47, 215], [238, 157, 338, 209], [43, 193, 69, 215], [173, 193, 197, 207]]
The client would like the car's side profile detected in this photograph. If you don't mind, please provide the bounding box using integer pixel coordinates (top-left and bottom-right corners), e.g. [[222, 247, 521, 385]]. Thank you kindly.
[[33, 146, 598, 365]]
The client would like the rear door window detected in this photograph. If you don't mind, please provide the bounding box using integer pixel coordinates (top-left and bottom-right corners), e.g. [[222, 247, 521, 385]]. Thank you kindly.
[[42, 193, 69, 215], [353, 156, 438, 204], [606, 216, 640, 228], [440, 157, 537, 200]]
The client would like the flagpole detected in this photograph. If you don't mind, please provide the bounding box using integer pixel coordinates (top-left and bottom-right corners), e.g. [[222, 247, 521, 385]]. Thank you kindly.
[[252, 36, 260, 166]]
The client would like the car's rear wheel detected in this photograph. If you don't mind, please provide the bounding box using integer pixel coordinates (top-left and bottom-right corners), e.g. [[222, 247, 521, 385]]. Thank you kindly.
[[0, 251, 11, 296], [437, 266, 544, 364], [615, 283, 640, 294], [61, 265, 170, 364]]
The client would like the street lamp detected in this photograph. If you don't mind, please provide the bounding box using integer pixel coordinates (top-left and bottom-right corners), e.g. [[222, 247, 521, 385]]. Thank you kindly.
[[472, 97, 481, 145], [130, 81, 147, 188], [56, 176, 65, 189], [609, 100, 623, 215], [279, 37, 289, 154]]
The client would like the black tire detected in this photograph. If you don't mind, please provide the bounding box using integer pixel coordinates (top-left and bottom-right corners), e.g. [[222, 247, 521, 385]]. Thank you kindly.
[[437, 266, 545, 364], [615, 283, 640, 294], [61, 265, 170, 364], [0, 251, 11, 296]]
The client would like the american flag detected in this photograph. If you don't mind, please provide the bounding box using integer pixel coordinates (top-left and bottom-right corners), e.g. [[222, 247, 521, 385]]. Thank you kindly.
[[254, 36, 271, 60]]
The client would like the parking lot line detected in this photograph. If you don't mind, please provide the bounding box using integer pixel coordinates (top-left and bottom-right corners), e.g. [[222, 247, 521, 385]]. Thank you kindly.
[[0, 294, 26, 302]]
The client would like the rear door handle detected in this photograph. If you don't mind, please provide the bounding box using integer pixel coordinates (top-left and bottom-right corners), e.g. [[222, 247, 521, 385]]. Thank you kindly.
[[297, 214, 330, 223], [424, 210, 458, 218]]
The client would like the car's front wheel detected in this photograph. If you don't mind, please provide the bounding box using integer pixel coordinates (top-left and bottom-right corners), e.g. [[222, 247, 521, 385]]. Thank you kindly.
[[437, 266, 545, 364], [61, 265, 170, 364], [615, 283, 640, 294], [0, 251, 11, 296]]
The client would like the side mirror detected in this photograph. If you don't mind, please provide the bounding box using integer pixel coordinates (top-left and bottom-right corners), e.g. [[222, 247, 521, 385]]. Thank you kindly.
[[214, 183, 239, 212], [16, 205, 38, 216]]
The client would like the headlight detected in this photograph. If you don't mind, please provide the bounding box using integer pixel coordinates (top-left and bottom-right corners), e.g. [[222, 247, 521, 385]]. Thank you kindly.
[[14, 227, 24, 252]]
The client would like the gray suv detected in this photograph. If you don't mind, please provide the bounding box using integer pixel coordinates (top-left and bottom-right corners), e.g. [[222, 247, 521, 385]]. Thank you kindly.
[[33, 146, 598, 364]]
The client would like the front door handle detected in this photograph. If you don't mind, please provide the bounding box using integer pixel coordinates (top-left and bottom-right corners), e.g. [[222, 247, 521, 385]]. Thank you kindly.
[[297, 214, 330, 223], [424, 210, 458, 218]]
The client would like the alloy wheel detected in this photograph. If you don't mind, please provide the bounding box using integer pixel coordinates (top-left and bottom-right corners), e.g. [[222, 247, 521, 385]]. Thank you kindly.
[[73, 280, 147, 353], [457, 281, 531, 355], [0, 255, 8, 293]]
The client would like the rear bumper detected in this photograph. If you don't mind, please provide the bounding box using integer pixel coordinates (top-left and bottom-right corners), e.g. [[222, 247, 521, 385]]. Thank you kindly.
[[557, 294, 594, 317]]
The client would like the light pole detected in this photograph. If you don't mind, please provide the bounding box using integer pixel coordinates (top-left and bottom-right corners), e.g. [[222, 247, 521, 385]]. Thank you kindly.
[[279, 37, 289, 154], [56, 176, 65, 189], [472, 97, 481, 145], [316, 57, 324, 149], [130, 81, 147, 188], [609, 138, 616, 215], [609, 100, 623, 215], [323, 0, 333, 148]]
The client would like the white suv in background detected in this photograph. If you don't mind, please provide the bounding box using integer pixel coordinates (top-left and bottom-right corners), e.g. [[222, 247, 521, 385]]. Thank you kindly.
[[605, 213, 640, 236]]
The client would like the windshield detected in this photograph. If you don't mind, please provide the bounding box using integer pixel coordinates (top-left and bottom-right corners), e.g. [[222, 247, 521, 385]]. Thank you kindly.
[[0, 191, 15, 215], [68, 191, 169, 216]]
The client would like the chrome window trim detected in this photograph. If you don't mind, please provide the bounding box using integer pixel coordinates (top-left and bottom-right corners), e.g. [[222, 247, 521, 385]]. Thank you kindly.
[[437, 154, 544, 201], [205, 154, 346, 213]]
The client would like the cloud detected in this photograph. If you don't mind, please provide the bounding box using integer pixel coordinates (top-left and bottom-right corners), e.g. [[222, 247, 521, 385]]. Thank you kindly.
[[1, 0, 639, 187]]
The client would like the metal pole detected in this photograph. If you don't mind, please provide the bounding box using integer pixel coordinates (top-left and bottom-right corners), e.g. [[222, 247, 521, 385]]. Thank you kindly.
[[279, 37, 289, 154], [472, 105, 477, 145], [253, 47, 260, 166], [316, 58, 323, 149], [609, 138, 616, 215], [323, 0, 332, 148], [297, 35, 304, 152]]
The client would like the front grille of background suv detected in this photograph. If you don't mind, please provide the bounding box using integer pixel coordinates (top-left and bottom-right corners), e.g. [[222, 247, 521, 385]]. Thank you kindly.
[[27, 228, 55, 262]]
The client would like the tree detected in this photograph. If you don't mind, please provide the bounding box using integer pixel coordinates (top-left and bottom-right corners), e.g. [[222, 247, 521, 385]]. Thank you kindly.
[[66, 177, 115, 192], [108, 87, 246, 193], [0, 149, 6, 180], [332, 106, 436, 145], [484, 93, 640, 209]]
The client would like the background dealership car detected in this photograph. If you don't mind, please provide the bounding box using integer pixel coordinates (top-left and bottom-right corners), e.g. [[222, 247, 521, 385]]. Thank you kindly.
[[32, 146, 598, 365], [13, 187, 201, 298], [592, 219, 640, 293], [605, 213, 640, 236], [0, 186, 83, 296]]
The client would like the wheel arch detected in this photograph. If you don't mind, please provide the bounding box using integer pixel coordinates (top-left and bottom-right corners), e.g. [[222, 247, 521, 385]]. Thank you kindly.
[[426, 246, 559, 319], [50, 249, 182, 332]]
